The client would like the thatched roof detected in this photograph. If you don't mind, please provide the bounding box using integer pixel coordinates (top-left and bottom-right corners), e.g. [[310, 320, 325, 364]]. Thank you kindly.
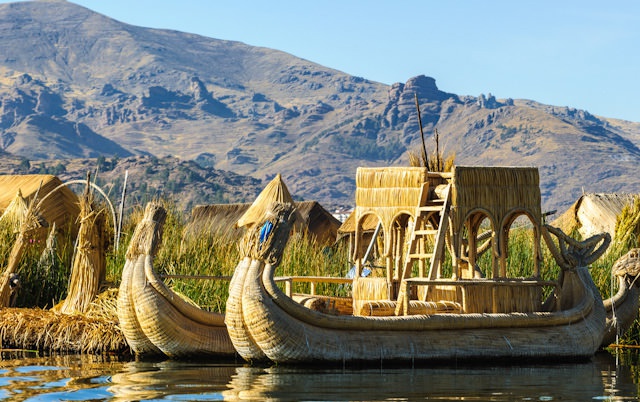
[[186, 200, 342, 245], [236, 174, 295, 228], [552, 193, 639, 240], [0, 175, 80, 233]]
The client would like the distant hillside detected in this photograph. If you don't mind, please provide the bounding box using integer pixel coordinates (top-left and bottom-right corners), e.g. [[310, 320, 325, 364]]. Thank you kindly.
[[1, 0, 639, 214]]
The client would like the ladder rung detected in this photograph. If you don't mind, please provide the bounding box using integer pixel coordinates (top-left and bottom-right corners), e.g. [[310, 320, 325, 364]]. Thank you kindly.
[[409, 252, 434, 259], [418, 205, 444, 212], [414, 229, 438, 236]]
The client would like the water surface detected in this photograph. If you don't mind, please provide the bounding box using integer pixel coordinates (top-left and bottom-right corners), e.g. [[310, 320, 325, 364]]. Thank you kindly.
[[0, 351, 637, 401]]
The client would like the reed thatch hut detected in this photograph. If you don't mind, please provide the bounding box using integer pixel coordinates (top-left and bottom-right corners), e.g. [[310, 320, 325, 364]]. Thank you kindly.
[[552, 193, 639, 241], [185, 174, 342, 245], [0, 175, 80, 234], [186, 201, 341, 245]]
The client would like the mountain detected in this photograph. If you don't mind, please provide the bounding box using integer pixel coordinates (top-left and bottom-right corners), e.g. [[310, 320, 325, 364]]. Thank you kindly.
[[1, 0, 639, 214]]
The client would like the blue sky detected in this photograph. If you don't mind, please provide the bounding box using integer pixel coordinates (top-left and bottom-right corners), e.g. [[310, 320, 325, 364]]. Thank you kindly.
[[5, 1, 640, 122]]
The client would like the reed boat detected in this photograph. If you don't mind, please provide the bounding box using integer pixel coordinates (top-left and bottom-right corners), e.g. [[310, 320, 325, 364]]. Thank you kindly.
[[226, 166, 612, 364], [117, 203, 235, 358], [602, 248, 640, 347]]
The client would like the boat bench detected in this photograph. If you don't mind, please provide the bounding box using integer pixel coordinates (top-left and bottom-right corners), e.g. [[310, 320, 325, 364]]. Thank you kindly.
[[356, 299, 461, 316], [292, 294, 353, 315], [400, 278, 559, 315]]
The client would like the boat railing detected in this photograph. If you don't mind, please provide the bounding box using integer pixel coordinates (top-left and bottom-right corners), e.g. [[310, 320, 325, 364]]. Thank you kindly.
[[398, 278, 560, 316], [159, 274, 233, 281], [274, 276, 353, 297]]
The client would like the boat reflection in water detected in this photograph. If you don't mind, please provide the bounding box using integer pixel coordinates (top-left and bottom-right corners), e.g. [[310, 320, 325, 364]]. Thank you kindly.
[[0, 351, 637, 400], [221, 352, 637, 401], [108, 360, 237, 401]]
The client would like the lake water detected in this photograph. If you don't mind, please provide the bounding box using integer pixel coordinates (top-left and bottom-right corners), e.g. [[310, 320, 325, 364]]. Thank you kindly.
[[0, 350, 638, 401]]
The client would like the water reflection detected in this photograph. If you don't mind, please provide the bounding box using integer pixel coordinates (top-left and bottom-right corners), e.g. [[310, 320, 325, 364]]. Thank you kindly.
[[0, 352, 125, 401], [109, 360, 236, 401], [222, 352, 638, 401], [0, 351, 636, 401]]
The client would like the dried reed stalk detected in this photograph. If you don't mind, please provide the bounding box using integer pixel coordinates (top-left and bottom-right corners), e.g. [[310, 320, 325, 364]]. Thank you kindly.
[[0, 307, 127, 354], [0, 188, 45, 307], [0, 189, 28, 231], [57, 180, 106, 314], [614, 196, 640, 252]]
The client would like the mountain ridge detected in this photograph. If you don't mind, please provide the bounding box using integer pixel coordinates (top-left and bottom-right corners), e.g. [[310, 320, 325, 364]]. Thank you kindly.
[[1, 0, 639, 214]]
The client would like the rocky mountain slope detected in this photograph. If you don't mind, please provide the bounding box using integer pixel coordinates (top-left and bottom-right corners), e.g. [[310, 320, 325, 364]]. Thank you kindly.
[[1, 0, 639, 214]]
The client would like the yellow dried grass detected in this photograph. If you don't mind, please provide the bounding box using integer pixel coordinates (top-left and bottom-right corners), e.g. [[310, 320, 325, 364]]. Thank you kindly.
[[613, 196, 640, 253], [0, 307, 127, 354], [57, 182, 107, 314], [0, 188, 46, 307]]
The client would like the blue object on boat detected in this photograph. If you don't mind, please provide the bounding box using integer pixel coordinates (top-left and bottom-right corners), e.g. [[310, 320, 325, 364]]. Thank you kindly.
[[259, 220, 274, 244], [346, 265, 371, 278]]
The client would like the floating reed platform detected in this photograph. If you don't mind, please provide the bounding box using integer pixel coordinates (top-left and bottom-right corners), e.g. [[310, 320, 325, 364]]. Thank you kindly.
[[0, 289, 129, 355]]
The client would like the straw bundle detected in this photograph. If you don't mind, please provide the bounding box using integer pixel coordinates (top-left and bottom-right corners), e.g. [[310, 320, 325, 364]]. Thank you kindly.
[[243, 202, 297, 265], [614, 196, 640, 252], [57, 182, 106, 314], [0, 189, 46, 307], [117, 203, 165, 356], [602, 248, 640, 346], [0, 189, 28, 231], [0, 307, 127, 354], [226, 202, 297, 362], [352, 277, 389, 316]]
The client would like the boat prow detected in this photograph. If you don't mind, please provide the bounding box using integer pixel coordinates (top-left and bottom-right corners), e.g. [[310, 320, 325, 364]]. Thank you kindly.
[[117, 203, 235, 358]]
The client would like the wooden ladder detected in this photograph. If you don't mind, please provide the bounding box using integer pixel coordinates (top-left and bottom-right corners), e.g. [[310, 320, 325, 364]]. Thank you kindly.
[[395, 182, 451, 315]]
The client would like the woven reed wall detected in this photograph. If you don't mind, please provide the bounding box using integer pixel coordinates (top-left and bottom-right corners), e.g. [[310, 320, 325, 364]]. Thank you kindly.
[[463, 285, 543, 314], [420, 285, 460, 302], [352, 277, 389, 316], [354, 167, 428, 241], [451, 166, 541, 233], [355, 167, 428, 208]]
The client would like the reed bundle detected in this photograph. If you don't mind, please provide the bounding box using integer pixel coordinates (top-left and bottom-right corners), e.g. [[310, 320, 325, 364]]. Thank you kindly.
[[57, 183, 106, 314], [0, 189, 28, 231], [0, 189, 46, 307], [352, 277, 389, 316], [126, 202, 167, 260], [614, 196, 640, 253], [0, 307, 127, 354]]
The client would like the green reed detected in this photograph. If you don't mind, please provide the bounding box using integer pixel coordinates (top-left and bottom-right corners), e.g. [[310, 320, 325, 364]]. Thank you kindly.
[[0, 222, 75, 309]]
